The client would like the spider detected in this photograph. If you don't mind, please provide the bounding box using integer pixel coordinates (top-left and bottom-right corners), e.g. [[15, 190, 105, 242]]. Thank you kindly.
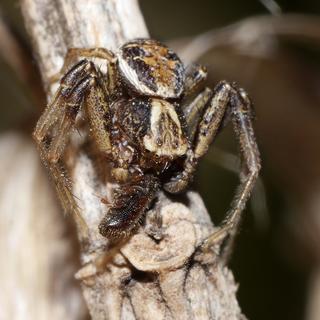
[[33, 39, 260, 250]]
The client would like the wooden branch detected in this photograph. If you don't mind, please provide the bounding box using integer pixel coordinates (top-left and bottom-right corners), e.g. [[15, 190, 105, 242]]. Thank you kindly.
[[0, 133, 87, 320], [20, 0, 244, 319], [179, 14, 320, 63]]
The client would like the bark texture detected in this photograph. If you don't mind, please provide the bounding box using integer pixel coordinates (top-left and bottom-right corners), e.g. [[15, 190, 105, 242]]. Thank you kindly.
[[20, 0, 244, 319], [0, 133, 87, 320]]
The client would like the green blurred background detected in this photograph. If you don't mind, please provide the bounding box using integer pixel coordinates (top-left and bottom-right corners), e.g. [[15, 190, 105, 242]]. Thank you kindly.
[[2, 1, 320, 319]]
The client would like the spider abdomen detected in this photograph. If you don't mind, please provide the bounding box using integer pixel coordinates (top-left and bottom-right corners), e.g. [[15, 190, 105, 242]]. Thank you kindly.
[[117, 39, 185, 98]]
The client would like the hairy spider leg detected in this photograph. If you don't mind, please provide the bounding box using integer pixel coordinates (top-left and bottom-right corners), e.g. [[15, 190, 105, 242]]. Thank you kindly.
[[34, 60, 91, 145], [164, 82, 230, 193], [98, 175, 160, 239], [85, 75, 112, 155], [165, 81, 261, 260], [183, 82, 267, 233], [33, 59, 112, 235], [182, 87, 212, 141], [34, 60, 94, 232]]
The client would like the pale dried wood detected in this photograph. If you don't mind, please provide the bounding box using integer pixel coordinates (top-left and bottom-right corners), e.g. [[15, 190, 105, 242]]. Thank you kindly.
[[178, 14, 320, 63], [20, 0, 244, 319], [0, 133, 87, 320]]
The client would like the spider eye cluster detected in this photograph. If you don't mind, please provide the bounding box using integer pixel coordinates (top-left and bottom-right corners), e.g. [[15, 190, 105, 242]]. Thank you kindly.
[[117, 39, 185, 99]]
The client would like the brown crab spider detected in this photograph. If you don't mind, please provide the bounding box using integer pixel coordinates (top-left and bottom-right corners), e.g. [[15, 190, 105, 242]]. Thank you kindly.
[[33, 39, 261, 256]]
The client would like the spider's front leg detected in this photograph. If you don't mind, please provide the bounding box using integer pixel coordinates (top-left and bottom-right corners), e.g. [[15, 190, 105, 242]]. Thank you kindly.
[[98, 174, 160, 239], [33, 59, 112, 225], [166, 81, 261, 258]]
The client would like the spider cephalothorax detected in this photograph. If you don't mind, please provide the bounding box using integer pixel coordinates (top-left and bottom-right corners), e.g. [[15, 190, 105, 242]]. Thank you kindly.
[[33, 39, 260, 248]]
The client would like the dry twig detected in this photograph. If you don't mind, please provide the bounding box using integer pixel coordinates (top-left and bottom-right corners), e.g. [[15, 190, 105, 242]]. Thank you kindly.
[[0, 133, 87, 320], [0, 9, 44, 106], [179, 14, 320, 62]]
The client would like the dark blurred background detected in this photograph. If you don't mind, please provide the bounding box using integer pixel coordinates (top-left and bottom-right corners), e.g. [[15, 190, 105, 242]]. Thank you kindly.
[[2, 1, 320, 319]]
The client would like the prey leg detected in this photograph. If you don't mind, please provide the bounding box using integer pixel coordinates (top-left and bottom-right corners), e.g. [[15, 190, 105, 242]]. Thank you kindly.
[[99, 175, 160, 240]]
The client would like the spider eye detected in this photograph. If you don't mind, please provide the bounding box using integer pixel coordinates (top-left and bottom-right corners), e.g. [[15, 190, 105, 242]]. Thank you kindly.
[[118, 39, 185, 99]]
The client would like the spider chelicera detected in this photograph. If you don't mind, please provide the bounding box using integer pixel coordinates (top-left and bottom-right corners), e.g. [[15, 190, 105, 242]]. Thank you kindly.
[[33, 39, 261, 250]]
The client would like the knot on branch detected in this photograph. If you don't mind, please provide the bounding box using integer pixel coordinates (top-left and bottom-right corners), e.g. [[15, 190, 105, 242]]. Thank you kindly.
[[122, 202, 199, 272]]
